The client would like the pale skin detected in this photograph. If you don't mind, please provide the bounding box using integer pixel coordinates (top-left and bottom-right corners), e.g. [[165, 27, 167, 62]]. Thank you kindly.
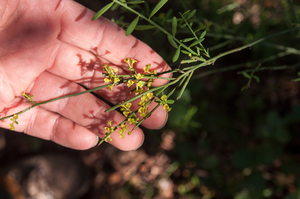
[[0, 0, 171, 150]]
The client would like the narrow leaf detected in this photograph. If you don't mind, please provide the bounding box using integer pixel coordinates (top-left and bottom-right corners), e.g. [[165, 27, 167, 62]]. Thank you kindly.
[[182, 37, 195, 42], [177, 71, 193, 100], [253, 75, 260, 83], [200, 31, 207, 39], [241, 72, 251, 79], [194, 26, 206, 33], [92, 2, 114, 21], [166, 100, 175, 104], [111, 3, 119, 11], [149, 0, 168, 18], [134, 25, 156, 30], [172, 46, 181, 62], [186, 9, 196, 20], [127, 0, 145, 4], [167, 35, 178, 48], [172, 16, 177, 36], [126, 16, 139, 36], [167, 18, 183, 22], [180, 23, 187, 28], [181, 50, 191, 54], [189, 38, 204, 47], [181, 10, 190, 16]]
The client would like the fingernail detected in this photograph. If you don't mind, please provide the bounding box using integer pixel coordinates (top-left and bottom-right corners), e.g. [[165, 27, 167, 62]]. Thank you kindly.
[[93, 136, 100, 147]]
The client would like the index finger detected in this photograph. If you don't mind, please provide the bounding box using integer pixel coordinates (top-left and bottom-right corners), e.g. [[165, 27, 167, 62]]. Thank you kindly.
[[57, 0, 171, 85]]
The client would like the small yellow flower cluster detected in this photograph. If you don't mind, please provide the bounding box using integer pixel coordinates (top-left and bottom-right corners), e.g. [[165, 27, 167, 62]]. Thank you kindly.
[[22, 91, 35, 103], [138, 92, 154, 117], [160, 95, 172, 112], [104, 120, 132, 140], [8, 114, 18, 130], [124, 58, 156, 94], [118, 123, 128, 139], [102, 58, 172, 143], [104, 120, 115, 142], [143, 63, 157, 88], [120, 103, 140, 125], [103, 64, 121, 90]]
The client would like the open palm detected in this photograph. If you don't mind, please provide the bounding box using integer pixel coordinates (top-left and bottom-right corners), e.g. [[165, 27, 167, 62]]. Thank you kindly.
[[0, 0, 170, 150]]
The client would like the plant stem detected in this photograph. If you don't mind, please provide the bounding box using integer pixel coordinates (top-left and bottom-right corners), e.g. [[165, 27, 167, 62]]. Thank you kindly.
[[113, 0, 197, 55]]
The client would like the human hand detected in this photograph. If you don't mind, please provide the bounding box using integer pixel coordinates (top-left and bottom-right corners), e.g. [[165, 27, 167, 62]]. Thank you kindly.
[[0, 0, 171, 150]]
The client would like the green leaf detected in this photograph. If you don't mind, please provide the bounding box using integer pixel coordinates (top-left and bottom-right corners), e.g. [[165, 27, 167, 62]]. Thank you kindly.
[[200, 30, 207, 39], [180, 23, 187, 28], [134, 25, 156, 30], [194, 26, 206, 33], [181, 50, 191, 54], [126, 16, 139, 36], [92, 2, 114, 21], [182, 37, 195, 42], [111, 3, 119, 11], [181, 10, 190, 16], [253, 75, 260, 83], [166, 100, 175, 104], [172, 16, 177, 36], [172, 46, 181, 62], [167, 35, 178, 48], [149, 0, 168, 18], [189, 38, 204, 47], [241, 72, 251, 79], [292, 78, 300, 82], [127, 0, 145, 4], [186, 9, 196, 20]]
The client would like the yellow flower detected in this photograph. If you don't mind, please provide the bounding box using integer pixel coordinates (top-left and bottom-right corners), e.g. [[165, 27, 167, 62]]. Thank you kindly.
[[143, 64, 151, 73], [124, 58, 130, 65], [131, 59, 137, 66], [127, 80, 135, 87], [125, 103, 132, 109], [135, 73, 143, 80], [161, 95, 168, 101], [12, 115, 18, 120], [104, 78, 110, 83], [128, 117, 139, 125], [138, 106, 148, 117], [146, 92, 153, 99], [163, 104, 172, 112], [8, 123, 14, 131], [118, 123, 128, 139], [135, 88, 145, 95], [147, 79, 154, 88], [105, 127, 110, 132], [136, 81, 144, 89]]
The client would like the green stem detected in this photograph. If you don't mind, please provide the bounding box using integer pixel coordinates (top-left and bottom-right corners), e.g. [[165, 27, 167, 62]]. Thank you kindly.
[[183, 26, 300, 72], [0, 83, 116, 121], [192, 51, 292, 78], [113, 0, 197, 55]]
